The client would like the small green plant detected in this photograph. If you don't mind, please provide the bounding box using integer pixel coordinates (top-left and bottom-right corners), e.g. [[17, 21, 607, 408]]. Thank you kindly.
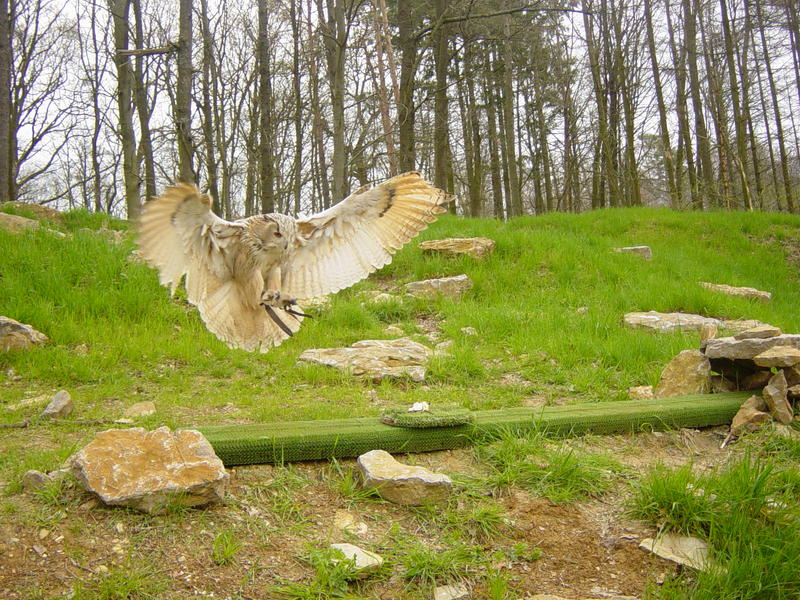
[[475, 429, 623, 502], [326, 459, 378, 505], [270, 546, 366, 599], [212, 529, 241, 565], [71, 560, 167, 600], [393, 536, 486, 588]]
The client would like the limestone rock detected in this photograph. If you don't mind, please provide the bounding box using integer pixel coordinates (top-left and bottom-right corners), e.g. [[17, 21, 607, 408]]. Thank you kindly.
[[0, 316, 48, 351], [433, 583, 470, 600], [639, 533, 711, 571], [357, 449, 452, 505], [734, 325, 782, 340], [41, 390, 73, 419], [763, 370, 793, 425], [699, 281, 771, 302], [720, 319, 773, 335], [333, 510, 369, 537], [419, 237, 495, 259], [0, 212, 40, 233], [623, 311, 721, 333], [628, 385, 654, 401], [460, 326, 478, 336], [70, 427, 228, 514], [405, 274, 472, 300], [753, 346, 800, 368], [5, 394, 49, 411], [123, 401, 156, 418], [613, 245, 652, 260], [731, 395, 772, 434], [654, 350, 710, 398], [329, 543, 383, 577], [359, 290, 401, 304], [298, 338, 431, 382], [384, 325, 404, 336], [703, 334, 800, 361]]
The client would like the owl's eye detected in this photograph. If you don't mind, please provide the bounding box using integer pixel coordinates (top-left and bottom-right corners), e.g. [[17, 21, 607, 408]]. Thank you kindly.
[[273, 231, 283, 238]]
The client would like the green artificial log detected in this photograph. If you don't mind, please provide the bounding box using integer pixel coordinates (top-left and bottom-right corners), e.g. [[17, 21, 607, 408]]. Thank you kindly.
[[198, 391, 751, 466]]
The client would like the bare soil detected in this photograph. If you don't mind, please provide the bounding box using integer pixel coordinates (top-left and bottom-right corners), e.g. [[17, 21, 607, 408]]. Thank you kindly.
[[0, 426, 737, 600]]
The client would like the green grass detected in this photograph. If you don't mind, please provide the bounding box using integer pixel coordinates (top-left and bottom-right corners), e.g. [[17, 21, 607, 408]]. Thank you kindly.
[[629, 452, 800, 599]]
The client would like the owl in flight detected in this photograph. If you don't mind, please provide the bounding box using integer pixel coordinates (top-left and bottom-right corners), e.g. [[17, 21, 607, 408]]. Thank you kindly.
[[137, 172, 452, 352]]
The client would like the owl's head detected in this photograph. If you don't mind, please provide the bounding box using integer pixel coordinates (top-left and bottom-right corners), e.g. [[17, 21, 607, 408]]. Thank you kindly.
[[245, 214, 292, 257]]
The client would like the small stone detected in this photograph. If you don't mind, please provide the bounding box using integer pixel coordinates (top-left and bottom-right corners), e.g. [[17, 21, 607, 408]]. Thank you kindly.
[[639, 533, 711, 571], [384, 325, 404, 336], [0, 316, 49, 351], [613, 245, 652, 260], [5, 394, 49, 411], [753, 346, 800, 368], [763, 370, 793, 424], [96, 565, 108, 574], [405, 274, 472, 300], [357, 449, 452, 505], [434, 340, 453, 356], [700, 323, 718, 343], [123, 401, 156, 418], [788, 385, 800, 398], [576, 306, 589, 315], [329, 543, 383, 577], [418, 237, 495, 259], [654, 350, 710, 398], [433, 582, 470, 600], [41, 390, 73, 419], [734, 325, 782, 340], [333, 510, 369, 537], [21, 470, 50, 493], [38, 529, 49, 540], [773, 424, 800, 441], [628, 385, 654, 401], [31, 545, 47, 558], [731, 396, 772, 434], [460, 326, 478, 336]]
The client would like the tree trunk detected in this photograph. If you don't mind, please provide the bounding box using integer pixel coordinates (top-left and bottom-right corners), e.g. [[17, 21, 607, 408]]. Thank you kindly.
[[176, 0, 194, 183], [719, 0, 751, 210], [198, 0, 220, 214], [258, 0, 275, 213], [685, 0, 713, 209], [397, 0, 416, 172], [307, 0, 330, 210], [484, 51, 504, 219], [321, 0, 348, 203], [132, 0, 156, 204], [0, 0, 11, 202], [290, 0, 303, 213], [501, 16, 521, 216], [432, 0, 449, 194], [110, 0, 141, 219], [643, 0, 676, 207]]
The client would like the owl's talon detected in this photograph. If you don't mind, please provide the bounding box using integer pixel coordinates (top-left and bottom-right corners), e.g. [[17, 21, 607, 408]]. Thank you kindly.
[[260, 290, 298, 310]]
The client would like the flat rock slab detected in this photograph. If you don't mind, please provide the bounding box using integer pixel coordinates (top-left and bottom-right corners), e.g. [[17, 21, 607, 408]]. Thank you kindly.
[[613, 245, 652, 259], [0, 212, 40, 233], [357, 449, 452, 505], [70, 426, 228, 514], [753, 346, 800, 368], [0, 316, 48, 351], [419, 237, 495, 259], [405, 274, 472, 300], [734, 325, 782, 340], [124, 401, 157, 418], [731, 395, 772, 434], [329, 543, 383, 577], [298, 338, 431, 382], [700, 281, 772, 302], [703, 334, 800, 361], [624, 311, 722, 333], [639, 533, 711, 571]]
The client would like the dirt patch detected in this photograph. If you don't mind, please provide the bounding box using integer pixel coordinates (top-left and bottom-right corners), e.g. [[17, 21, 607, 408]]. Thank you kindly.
[[0, 428, 744, 599]]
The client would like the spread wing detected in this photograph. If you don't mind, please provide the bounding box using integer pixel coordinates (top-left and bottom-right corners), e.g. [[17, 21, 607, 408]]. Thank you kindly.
[[137, 182, 301, 352], [282, 172, 452, 299]]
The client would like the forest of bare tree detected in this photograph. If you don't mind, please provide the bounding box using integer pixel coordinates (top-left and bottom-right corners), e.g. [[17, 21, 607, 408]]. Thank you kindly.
[[0, 0, 799, 219]]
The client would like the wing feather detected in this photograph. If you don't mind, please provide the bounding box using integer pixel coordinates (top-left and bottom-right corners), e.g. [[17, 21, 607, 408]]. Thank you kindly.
[[283, 172, 452, 299]]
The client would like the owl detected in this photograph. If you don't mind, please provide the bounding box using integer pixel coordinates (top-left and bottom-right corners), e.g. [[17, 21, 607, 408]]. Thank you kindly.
[[136, 172, 452, 351]]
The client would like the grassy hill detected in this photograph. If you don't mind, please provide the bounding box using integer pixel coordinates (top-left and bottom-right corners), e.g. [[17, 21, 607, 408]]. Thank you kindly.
[[2, 206, 800, 599], [2, 207, 799, 426]]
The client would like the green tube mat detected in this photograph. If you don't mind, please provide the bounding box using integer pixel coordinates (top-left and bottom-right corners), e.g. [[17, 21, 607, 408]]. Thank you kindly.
[[197, 391, 751, 466]]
